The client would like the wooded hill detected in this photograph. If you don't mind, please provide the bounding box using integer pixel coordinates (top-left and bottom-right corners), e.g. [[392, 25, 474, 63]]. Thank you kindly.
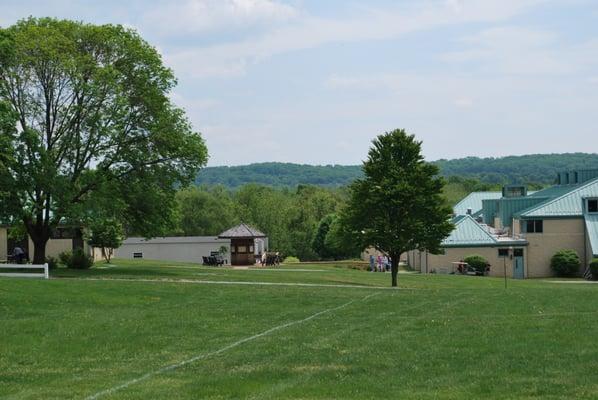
[[196, 153, 598, 188]]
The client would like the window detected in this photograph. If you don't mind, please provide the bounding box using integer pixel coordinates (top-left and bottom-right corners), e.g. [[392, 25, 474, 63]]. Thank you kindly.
[[526, 220, 543, 233], [498, 249, 509, 257], [504, 186, 525, 198], [237, 246, 247, 253], [514, 249, 524, 257], [133, 252, 143, 258], [51, 227, 77, 239], [588, 199, 598, 213]]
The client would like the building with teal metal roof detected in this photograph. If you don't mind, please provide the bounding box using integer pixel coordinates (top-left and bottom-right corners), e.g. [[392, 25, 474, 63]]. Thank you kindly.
[[442, 215, 498, 247], [585, 214, 598, 258], [411, 169, 598, 279], [442, 215, 526, 248], [517, 178, 598, 218], [453, 192, 502, 218]]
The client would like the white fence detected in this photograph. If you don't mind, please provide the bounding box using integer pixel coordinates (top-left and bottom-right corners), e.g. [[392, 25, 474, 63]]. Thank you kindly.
[[0, 263, 49, 279]]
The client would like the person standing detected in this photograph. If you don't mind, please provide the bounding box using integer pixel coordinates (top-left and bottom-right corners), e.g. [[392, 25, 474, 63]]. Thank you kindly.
[[382, 255, 389, 272], [377, 254, 383, 272], [13, 246, 25, 264], [261, 251, 267, 267], [369, 254, 375, 272]]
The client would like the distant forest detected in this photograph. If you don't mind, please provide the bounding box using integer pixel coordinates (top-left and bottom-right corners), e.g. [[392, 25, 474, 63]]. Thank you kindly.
[[196, 153, 598, 188]]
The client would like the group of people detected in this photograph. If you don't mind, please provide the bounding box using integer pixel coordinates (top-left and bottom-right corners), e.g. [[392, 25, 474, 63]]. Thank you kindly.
[[369, 254, 391, 272], [260, 251, 280, 267]]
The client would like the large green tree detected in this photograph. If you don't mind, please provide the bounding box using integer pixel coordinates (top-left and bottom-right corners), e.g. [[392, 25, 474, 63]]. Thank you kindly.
[[0, 18, 207, 263], [341, 129, 454, 287], [175, 185, 238, 236]]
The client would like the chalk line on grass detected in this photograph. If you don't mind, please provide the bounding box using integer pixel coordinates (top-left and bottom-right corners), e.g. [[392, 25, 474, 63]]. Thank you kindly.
[[84, 292, 381, 400], [247, 268, 327, 272], [65, 277, 407, 290]]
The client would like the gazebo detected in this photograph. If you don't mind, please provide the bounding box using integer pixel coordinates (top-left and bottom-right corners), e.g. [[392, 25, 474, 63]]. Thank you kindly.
[[218, 223, 267, 266]]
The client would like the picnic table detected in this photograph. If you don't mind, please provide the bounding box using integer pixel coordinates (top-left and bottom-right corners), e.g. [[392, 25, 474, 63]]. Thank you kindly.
[[202, 255, 225, 266]]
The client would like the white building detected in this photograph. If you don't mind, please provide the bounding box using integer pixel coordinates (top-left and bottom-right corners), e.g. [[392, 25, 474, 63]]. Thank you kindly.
[[114, 236, 231, 264], [113, 224, 269, 265]]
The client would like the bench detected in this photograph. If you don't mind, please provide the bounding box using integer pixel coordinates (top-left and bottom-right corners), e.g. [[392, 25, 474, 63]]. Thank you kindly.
[[203, 256, 225, 266], [0, 263, 49, 279]]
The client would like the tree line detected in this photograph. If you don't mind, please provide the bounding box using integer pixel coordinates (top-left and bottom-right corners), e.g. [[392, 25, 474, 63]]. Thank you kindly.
[[197, 153, 598, 188], [168, 184, 359, 261], [168, 174, 498, 262]]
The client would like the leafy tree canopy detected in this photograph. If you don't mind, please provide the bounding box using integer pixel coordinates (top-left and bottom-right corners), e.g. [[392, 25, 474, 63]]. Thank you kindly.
[[340, 129, 454, 286], [87, 219, 125, 263], [0, 18, 207, 262]]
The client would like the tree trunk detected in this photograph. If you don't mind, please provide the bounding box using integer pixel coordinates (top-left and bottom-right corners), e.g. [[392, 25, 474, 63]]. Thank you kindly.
[[31, 235, 49, 264], [391, 253, 399, 287], [27, 223, 51, 264]]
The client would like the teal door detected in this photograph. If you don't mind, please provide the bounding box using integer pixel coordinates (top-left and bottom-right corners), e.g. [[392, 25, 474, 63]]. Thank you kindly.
[[513, 255, 524, 279]]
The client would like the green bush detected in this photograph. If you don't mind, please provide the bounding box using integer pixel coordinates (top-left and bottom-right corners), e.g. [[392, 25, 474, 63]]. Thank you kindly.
[[463, 255, 488, 273], [589, 259, 598, 280], [59, 248, 93, 269], [58, 251, 72, 266], [45, 256, 58, 270], [550, 250, 581, 277], [283, 256, 300, 264]]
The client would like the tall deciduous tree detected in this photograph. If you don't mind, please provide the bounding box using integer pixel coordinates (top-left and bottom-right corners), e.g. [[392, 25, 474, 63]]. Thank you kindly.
[[341, 129, 453, 287], [0, 18, 208, 263], [312, 214, 335, 259], [175, 185, 238, 236]]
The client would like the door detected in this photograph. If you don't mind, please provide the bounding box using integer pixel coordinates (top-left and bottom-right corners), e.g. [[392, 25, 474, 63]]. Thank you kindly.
[[513, 249, 524, 279]]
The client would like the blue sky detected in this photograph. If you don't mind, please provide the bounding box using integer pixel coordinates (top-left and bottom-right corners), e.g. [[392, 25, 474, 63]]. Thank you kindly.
[[1, 0, 597, 166]]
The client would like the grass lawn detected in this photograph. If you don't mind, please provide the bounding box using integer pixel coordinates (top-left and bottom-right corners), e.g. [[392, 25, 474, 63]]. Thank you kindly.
[[2, 260, 598, 399]]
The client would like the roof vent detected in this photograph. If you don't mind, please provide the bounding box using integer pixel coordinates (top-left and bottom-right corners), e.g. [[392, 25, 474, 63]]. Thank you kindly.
[[502, 185, 527, 198], [466, 208, 472, 215]]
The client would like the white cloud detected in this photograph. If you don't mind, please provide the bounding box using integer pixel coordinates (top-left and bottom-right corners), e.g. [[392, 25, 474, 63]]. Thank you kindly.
[[454, 97, 474, 108], [164, 0, 545, 78], [144, 0, 298, 36], [444, 26, 598, 76]]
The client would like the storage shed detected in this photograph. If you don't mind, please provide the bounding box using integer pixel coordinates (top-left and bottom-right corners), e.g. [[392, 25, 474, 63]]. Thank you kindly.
[[218, 224, 267, 266]]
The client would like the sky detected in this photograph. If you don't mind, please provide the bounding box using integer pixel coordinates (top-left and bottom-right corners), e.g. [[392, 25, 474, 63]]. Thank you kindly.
[[1, 0, 597, 166]]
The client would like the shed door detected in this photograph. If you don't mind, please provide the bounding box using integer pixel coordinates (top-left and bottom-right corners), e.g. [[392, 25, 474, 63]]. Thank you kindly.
[[513, 249, 524, 279]]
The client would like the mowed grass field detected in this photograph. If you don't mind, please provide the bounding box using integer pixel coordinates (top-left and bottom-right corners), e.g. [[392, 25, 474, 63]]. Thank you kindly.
[[2, 260, 598, 399]]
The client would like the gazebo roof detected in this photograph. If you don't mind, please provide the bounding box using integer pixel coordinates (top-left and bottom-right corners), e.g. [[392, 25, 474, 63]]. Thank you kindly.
[[218, 223, 266, 239]]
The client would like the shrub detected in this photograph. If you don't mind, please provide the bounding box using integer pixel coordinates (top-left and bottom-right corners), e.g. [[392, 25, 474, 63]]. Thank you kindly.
[[283, 256, 300, 264], [45, 256, 58, 270], [463, 255, 488, 273], [58, 251, 72, 266], [550, 250, 581, 277], [589, 259, 598, 280], [60, 248, 93, 269]]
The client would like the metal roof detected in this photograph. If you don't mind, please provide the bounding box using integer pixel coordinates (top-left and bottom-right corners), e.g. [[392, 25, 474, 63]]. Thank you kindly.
[[518, 178, 598, 218], [585, 214, 598, 257], [453, 192, 502, 217], [442, 215, 498, 247], [527, 184, 579, 199], [218, 223, 266, 238], [496, 197, 549, 226], [123, 236, 227, 244]]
